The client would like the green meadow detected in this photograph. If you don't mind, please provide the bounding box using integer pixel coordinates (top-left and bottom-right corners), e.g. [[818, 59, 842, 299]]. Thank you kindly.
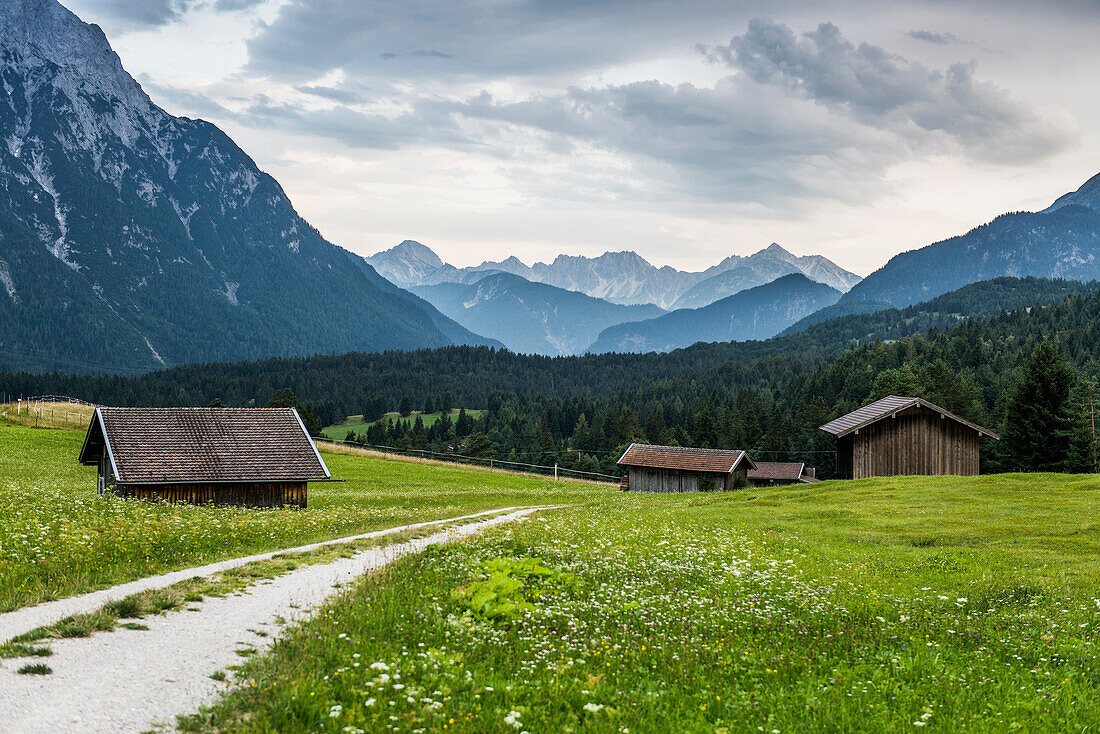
[[0, 420, 597, 613], [183, 475, 1100, 732], [322, 410, 485, 441], [6, 417, 1100, 731]]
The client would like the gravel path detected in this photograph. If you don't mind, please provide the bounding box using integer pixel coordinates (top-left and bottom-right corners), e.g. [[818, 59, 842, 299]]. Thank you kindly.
[[0, 506, 528, 646], [0, 506, 550, 734]]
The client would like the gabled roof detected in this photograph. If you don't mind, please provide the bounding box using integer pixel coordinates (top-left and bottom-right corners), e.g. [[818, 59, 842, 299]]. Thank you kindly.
[[79, 407, 330, 484], [819, 395, 999, 439], [617, 443, 756, 473], [747, 461, 819, 483]]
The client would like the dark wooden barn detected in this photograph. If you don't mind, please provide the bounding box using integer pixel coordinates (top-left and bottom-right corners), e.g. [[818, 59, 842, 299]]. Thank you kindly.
[[820, 395, 999, 480], [79, 407, 331, 507], [747, 462, 819, 487], [617, 443, 755, 493]]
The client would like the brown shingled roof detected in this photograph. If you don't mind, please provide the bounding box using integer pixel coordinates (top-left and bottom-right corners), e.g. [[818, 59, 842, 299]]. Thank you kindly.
[[617, 443, 755, 473], [79, 408, 330, 484], [748, 462, 805, 481], [819, 395, 999, 439]]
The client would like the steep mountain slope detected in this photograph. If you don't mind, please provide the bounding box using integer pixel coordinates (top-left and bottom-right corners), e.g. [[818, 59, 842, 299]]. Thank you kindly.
[[841, 172, 1100, 308], [784, 276, 1098, 342], [349, 259, 502, 349], [778, 300, 893, 336], [412, 272, 663, 356], [1044, 171, 1100, 213], [0, 0, 470, 375], [372, 241, 861, 309], [587, 274, 841, 354]]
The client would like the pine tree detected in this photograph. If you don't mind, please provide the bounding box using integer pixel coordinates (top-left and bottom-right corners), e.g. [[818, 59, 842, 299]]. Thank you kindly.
[[268, 388, 298, 409], [1002, 341, 1076, 472], [1068, 381, 1099, 474], [398, 395, 413, 417]]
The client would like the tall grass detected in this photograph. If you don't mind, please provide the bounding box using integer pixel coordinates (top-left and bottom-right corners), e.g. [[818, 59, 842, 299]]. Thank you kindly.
[[0, 422, 606, 612], [182, 474, 1100, 732]]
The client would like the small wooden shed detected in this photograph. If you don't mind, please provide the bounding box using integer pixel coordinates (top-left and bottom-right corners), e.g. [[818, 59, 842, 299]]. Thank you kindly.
[[617, 443, 755, 493], [79, 407, 331, 507], [820, 395, 999, 479], [747, 462, 820, 487]]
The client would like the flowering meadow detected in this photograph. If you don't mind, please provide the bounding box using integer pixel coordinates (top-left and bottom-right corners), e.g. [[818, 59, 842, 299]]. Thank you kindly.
[[0, 422, 598, 612], [182, 473, 1100, 732]]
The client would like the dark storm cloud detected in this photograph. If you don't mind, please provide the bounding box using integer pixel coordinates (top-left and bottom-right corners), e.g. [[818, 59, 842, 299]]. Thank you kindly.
[[80, 0, 200, 27], [703, 19, 1071, 163], [75, 0, 270, 28], [906, 29, 966, 44]]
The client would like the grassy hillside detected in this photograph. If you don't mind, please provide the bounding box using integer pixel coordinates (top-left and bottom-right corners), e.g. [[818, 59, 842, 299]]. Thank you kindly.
[[184, 473, 1100, 732], [0, 420, 600, 613], [322, 409, 485, 440]]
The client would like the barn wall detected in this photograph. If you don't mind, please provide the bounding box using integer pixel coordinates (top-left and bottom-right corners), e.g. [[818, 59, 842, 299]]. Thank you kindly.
[[626, 468, 736, 492], [847, 407, 981, 479], [113, 482, 308, 508]]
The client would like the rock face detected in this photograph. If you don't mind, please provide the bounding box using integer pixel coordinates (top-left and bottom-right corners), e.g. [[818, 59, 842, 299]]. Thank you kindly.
[[370, 241, 861, 309], [587, 273, 842, 354], [412, 272, 664, 356], [840, 172, 1100, 308], [0, 0, 491, 375]]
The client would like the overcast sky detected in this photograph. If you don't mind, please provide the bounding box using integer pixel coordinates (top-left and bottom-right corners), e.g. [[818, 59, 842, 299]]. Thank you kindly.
[[67, 0, 1100, 274]]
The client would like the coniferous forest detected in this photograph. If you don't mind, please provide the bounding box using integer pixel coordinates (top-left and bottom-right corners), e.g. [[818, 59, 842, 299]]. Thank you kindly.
[[3, 277, 1099, 478]]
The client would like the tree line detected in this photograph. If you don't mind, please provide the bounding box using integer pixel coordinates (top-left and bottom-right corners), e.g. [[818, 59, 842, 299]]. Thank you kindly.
[[2, 278, 1098, 477]]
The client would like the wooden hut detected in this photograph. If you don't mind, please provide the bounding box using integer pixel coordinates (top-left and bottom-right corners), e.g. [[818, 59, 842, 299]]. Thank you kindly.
[[747, 462, 819, 487], [617, 443, 755, 492], [820, 395, 998, 479], [79, 407, 331, 507]]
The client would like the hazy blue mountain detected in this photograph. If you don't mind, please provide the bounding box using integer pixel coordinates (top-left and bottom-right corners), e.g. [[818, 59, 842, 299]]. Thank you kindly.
[[779, 300, 893, 336], [840, 172, 1100, 308], [587, 273, 841, 354], [1044, 171, 1100, 213], [371, 241, 861, 309], [671, 244, 804, 309], [0, 0, 479, 374], [350, 259, 502, 349], [412, 272, 664, 356]]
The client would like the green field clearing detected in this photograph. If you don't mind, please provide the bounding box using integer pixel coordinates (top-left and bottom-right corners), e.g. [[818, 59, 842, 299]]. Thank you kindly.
[[0, 420, 602, 613], [322, 409, 484, 440], [183, 473, 1100, 732]]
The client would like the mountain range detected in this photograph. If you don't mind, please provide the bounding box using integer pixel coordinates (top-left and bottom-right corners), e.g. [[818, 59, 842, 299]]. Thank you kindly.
[[0, 0, 495, 375], [368, 240, 862, 309], [587, 273, 842, 354], [412, 272, 663, 356]]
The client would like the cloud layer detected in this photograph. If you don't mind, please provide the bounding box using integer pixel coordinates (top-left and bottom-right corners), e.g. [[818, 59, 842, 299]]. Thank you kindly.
[[214, 18, 1073, 211]]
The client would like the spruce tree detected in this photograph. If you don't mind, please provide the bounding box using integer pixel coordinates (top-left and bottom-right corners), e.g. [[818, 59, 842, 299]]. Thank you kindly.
[[1068, 381, 1099, 474], [1002, 342, 1076, 472]]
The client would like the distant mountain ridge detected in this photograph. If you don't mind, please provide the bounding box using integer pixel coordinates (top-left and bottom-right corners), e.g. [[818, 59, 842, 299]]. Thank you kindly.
[[840, 171, 1100, 308], [367, 241, 861, 309], [412, 272, 664, 356], [0, 0, 494, 374], [587, 273, 842, 354]]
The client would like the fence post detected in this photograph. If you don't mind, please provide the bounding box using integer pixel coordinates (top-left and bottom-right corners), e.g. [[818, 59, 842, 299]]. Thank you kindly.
[[554, 463, 558, 481]]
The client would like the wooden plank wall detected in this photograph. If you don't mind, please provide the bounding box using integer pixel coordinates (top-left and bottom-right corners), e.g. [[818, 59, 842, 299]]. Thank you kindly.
[[627, 467, 734, 492], [849, 407, 980, 479], [114, 482, 308, 508]]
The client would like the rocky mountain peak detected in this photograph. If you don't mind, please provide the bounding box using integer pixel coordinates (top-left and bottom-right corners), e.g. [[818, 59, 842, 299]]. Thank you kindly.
[[1044, 170, 1100, 214], [1, 0, 151, 110]]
